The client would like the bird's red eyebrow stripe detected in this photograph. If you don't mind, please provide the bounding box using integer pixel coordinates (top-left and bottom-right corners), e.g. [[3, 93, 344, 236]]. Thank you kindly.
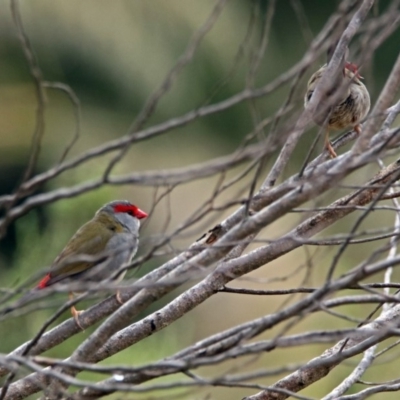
[[37, 274, 51, 289], [112, 203, 148, 219], [113, 204, 137, 213]]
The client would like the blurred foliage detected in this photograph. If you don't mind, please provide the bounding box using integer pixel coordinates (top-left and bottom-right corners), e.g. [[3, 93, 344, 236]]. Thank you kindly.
[[0, 1, 399, 399]]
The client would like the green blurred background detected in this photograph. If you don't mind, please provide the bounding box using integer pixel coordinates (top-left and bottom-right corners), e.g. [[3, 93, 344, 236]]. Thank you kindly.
[[0, 1, 400, 399]]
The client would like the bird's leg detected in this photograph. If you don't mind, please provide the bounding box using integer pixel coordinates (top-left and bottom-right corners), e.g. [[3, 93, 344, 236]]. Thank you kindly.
[[324, 129, 337, 158], [354, 124, 362, 135], [69, 293, 84, 330]]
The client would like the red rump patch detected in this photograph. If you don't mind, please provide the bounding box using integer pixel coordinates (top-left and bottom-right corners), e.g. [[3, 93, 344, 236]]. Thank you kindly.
[[37, 274, 51, 289], [113, 203, 148, 219]]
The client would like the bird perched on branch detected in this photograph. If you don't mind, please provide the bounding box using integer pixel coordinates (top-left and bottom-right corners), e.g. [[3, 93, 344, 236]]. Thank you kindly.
[[304, 53, 370, 158], [2, 200, 147, 328]]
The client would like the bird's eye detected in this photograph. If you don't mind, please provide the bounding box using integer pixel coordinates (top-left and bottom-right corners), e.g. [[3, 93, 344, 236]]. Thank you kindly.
[[127, 210, 134, 216]]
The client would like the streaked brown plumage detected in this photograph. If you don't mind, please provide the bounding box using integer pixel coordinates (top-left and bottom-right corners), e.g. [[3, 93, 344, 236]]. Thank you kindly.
[[304, 62, 370, 158]]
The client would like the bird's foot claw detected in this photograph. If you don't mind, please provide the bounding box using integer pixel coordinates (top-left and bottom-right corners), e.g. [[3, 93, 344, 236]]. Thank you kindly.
[[329, 150, 337, 159], [354, 125, 362, 135], [71, 306, 85, 330], [116, 290, 124, 305], [326, 143, 337, 158]]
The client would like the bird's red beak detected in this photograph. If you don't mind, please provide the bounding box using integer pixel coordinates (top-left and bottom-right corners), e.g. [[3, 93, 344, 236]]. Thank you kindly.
[[345, 62, 363, 79], [135, 208, 148, 219]]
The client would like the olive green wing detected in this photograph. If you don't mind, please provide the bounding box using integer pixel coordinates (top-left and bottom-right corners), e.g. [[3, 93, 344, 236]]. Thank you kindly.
[[47, 221, 113, 285]]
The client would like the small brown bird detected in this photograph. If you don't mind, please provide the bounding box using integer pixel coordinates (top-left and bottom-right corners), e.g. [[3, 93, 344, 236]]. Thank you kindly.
[[304, 61, 370, 158]]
